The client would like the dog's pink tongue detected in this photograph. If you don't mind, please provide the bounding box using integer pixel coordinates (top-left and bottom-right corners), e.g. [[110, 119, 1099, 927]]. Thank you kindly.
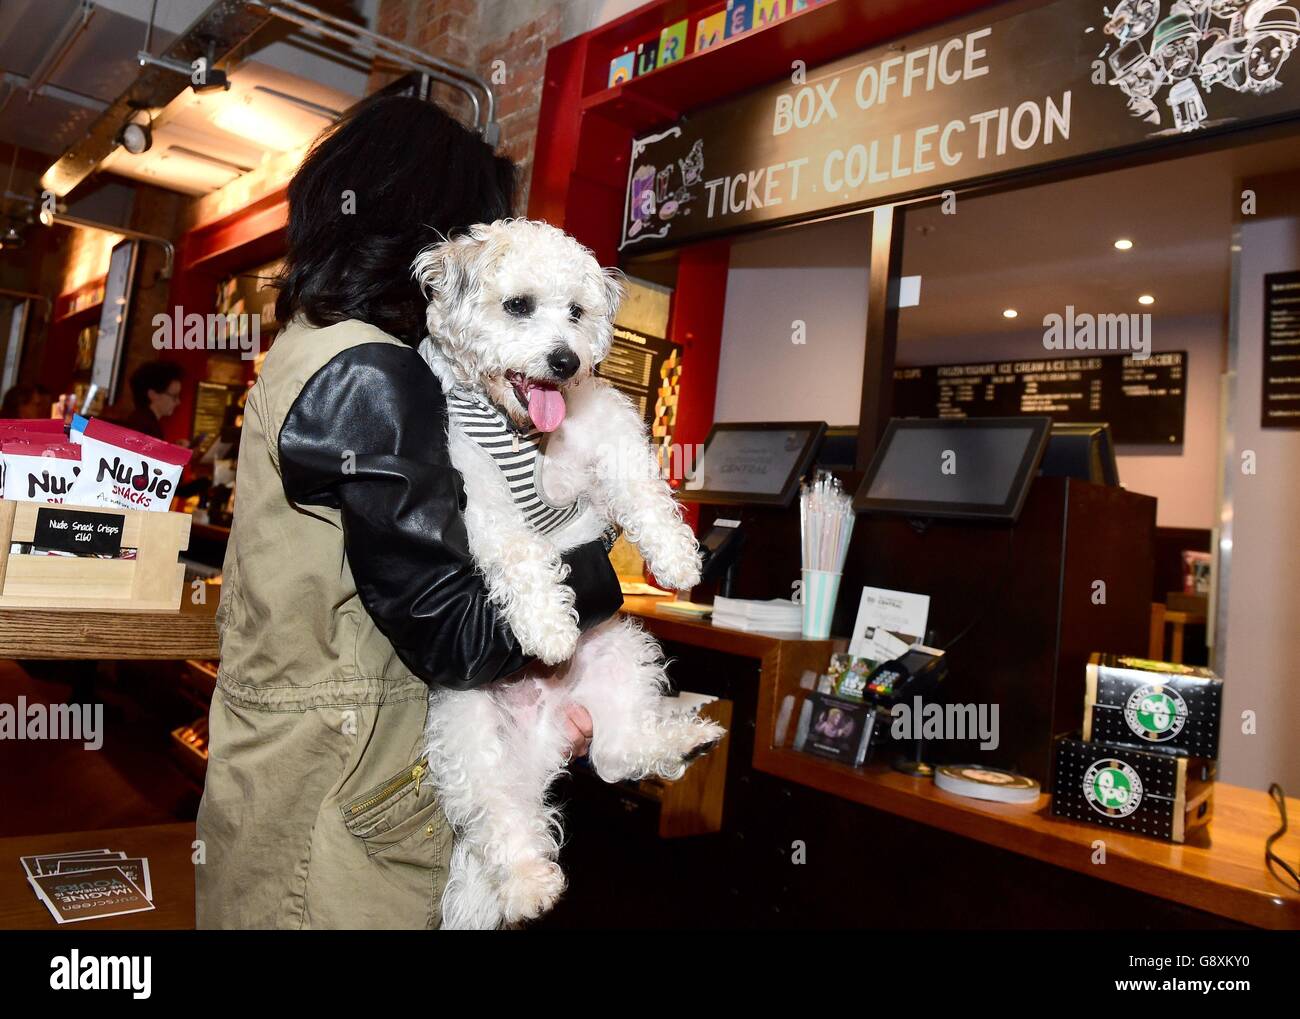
[[528, 387, 566, 432]]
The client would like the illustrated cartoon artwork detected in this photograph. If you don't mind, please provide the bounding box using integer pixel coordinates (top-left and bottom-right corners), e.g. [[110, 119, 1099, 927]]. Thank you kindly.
[[623, 131, 704, 248], [678, 139, 704, 186], [1105, 0, 1163, 43], [1097, 0, 1300, 129], [1109, 38, 1168, 120], [1242, 1, 1300, 91]]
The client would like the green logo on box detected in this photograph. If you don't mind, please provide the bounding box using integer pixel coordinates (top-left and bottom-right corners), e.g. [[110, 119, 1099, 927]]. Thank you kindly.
[[1124, 685, 1187, 742], [1084, 759, 1143, 818]]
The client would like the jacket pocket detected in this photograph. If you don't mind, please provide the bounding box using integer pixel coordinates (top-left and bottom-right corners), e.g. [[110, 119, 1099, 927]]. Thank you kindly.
[[340, 757, 453, 868]]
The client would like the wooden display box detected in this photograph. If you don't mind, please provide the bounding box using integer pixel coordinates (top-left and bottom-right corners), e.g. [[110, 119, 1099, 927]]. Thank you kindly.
[[0, 501, 192, 612]]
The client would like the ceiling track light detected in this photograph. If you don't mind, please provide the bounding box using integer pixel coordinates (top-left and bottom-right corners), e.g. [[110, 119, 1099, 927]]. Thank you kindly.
[[116, 106, 154, 155]]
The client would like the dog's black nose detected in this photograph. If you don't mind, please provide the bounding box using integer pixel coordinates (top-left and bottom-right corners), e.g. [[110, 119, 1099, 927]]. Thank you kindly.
[[547, 347, 580, 380]]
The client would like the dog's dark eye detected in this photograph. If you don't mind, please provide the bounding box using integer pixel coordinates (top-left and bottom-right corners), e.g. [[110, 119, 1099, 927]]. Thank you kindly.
[[568, 303, 584, 322], [502, 295, 535, 317]]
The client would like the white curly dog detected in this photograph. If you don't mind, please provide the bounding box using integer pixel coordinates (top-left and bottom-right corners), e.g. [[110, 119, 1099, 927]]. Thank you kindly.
[[412, 219, 725, 929]]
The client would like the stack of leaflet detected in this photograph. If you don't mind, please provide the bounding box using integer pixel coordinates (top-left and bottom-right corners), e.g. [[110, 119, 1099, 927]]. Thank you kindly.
[[711, 595, 802, 634]]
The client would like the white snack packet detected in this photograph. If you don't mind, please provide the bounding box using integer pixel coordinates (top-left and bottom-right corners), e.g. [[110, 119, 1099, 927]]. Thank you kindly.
[[68, 418, 191, 512], [0, 441, 82, 503]]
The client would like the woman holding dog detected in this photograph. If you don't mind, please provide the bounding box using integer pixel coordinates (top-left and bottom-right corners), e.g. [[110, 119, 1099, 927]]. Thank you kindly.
[[195, 95, 623, 929]]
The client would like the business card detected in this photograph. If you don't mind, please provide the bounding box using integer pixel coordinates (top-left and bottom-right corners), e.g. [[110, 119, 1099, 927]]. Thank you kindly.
[[20, 849, 122, 879], [27, 866, 154, 924], [55, 856, 152, 901]]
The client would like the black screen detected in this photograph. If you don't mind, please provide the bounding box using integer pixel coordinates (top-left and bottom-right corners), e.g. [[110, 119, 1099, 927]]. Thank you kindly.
[[855, 417, 1050, 522]]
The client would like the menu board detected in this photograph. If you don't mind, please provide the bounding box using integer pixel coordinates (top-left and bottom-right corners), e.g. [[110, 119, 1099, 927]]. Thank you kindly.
[[1263, 271, 1300, 430], [893, 352, 1186, 445], [596, 325, 677, 426]]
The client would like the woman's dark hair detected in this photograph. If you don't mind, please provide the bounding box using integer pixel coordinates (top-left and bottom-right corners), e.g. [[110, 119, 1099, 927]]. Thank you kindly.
[[129, 361, 184, 409], [275, 95, 516, 345]]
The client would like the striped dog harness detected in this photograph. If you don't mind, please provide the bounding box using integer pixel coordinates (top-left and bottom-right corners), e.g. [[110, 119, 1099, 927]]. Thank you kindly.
[[445, 389, 587, 536]]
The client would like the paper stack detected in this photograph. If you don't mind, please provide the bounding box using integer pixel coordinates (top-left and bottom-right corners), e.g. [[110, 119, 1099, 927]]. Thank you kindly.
[[711, 596, 802, 633]]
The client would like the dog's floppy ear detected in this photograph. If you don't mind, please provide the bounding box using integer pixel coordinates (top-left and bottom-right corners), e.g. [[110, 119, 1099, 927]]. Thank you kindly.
[[597, 266, 626, 321], [412, 240, 463, 306], [412, 233, 482, 338]]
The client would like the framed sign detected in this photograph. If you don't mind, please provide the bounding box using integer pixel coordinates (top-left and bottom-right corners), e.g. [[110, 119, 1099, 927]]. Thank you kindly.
[[622, 0, 1300, 252], [1262, 270, 1300, 429], [90, 240, 140, 403]]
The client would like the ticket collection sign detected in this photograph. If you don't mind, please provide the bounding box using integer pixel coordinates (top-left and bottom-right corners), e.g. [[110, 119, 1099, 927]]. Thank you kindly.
[[621, 0, 1300, 251]]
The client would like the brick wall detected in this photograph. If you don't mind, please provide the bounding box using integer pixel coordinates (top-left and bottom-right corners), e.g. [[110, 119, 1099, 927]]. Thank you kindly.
[[372, 0, 569, 212]]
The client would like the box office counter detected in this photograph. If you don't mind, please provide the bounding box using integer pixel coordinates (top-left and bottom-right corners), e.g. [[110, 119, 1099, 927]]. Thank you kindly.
[[619, 595, 1300, 929]]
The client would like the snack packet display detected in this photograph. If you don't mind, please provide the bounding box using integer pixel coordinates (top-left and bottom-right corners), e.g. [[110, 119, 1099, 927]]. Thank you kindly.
[[68, 418, 191, 512], [0, 420, 68, 494], [0, 440, 82, 504]]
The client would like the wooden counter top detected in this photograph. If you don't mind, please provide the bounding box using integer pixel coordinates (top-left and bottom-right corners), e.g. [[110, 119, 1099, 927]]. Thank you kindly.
[[757, 749, 1300, 929], [0, 595, 220, 660], [0, 822, 196, 929], [622, 595, 1300, 929]]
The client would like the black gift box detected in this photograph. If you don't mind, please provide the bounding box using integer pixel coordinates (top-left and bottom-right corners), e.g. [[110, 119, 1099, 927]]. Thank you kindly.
[[1051, 735, 1214, 844], [1083, 653, 1223, 759]]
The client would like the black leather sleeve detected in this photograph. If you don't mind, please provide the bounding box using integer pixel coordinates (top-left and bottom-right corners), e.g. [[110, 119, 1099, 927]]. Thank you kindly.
[[277, 341, 623, 690]]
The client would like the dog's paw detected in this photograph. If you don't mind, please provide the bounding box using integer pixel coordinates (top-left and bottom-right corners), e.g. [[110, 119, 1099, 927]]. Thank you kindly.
[[509, 602, 580, 665], [647, 547, 702, 591], [498, 858, 566, 924], [680, 719, 727, 763], [526, 619, 580, 666], [653, 715, 726, 780]]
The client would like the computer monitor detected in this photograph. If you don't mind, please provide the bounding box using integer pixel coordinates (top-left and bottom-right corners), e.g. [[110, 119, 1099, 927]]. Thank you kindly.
[[1038, 422, 1120, 487], [853, 417, 1052, 523], [679, 421, 827, 508]]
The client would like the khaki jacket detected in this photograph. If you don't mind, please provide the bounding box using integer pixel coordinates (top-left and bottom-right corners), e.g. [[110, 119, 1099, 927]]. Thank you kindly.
[[196, 320, 451, 929]]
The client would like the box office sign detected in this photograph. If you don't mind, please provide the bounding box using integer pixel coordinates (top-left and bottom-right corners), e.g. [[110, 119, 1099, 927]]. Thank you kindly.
[[621, 0, 1300, 251]]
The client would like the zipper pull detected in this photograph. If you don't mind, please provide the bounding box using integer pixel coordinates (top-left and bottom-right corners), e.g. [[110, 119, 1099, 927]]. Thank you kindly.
[[512, 432, 520, 453], [411, 762, 425, 791]]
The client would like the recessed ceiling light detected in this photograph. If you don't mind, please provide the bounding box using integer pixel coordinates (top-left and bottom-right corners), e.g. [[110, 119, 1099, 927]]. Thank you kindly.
[[1114, 238, 1134, 250], [1002, 308, 1018, 319], [1138, 294, 1155, 305]]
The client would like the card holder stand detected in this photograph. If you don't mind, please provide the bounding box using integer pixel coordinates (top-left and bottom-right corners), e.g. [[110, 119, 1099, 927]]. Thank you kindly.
[[0, 501, 192, 612]]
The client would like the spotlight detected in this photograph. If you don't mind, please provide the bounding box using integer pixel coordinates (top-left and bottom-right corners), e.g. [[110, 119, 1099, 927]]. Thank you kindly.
[[1002, 308, 1019, 319], [1, 226, 23, 250], [1138, 294, 1155, 305], [117, 119, 153, 155], [1114, 238, 1134, 250]]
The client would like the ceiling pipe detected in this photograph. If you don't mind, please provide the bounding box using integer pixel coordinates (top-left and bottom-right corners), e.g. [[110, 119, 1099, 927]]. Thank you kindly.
[[24, 1, 96, 104], [0, 1, 95, 123], [45, 213, 175, 281], [247, 0, 498, 143]]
